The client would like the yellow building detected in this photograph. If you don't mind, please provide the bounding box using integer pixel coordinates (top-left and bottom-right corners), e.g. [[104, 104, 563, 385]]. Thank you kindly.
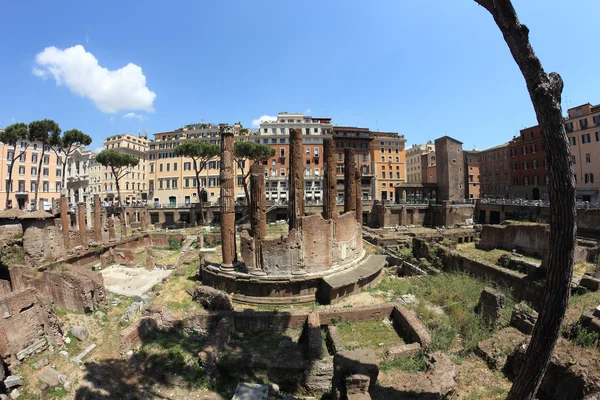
[[370, 132, 407, 201], [147, 124, 247, 207], [0, 136, 63, 210], [101, 133, 148, 204]]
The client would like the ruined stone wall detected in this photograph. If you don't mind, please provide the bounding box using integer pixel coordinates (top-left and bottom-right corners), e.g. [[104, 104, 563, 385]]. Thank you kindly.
[[333, 212, 363, 265], [0, 287, 63, 364], [22, 220, 67, 265], [0, 220, 22, 246], [260, 229, 303, 275], [149, 233, 186, 247], [302, 215, 334, 272], [477, 223, 548, 258], [22, 268, 107, 313]]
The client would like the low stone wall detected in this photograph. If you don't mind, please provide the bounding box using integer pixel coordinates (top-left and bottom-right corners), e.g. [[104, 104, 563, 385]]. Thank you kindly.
[[477, 223, 548, 259], [391, 305, 431, 349], [149, 233, 186, 248]]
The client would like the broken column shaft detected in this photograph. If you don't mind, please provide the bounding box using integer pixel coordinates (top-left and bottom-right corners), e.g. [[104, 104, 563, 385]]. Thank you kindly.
[[323, 138, 338, 220], [94, 195, 102, 243], [220, 126, 236, 270], [60, 195, 70, 250], [344, 148, 357, 214], [108, 215, 116, 242], [140, 208, 148, 232], [250, 164, 267, 241], [78, 203, 88, 248], [355, 170, 362, 225], [288, 128, 305, 231]]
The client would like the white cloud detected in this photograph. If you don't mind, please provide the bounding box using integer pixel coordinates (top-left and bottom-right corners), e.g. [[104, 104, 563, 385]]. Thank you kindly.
[[251, 115, 277, 128], [93, 146, 104, 153], [305, 108, 312, 114], [33, 45, 156, 113], [123, 112, 146, 121]]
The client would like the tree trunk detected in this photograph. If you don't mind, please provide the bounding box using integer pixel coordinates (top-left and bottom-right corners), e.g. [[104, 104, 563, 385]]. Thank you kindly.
[[242, 168, 252, 230], [195, 160, 205, 225], [474, 1, 576, 399], [5, 145, 17, 209], [114, 169, 126, 238], [33, 145, 46, 210]]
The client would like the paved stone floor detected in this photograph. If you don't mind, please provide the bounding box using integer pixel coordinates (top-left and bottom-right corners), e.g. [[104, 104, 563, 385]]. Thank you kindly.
[[100, 265, 172, 297]]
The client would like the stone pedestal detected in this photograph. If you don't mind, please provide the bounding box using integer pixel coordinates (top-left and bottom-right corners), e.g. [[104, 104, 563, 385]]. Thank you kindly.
[[344, 148, 357, 214], [289, 128, 305, 231], [220, 126, 236, 270], [94, 195, 102, 243], [60, 195, 70, 250], [77, 203, 88, 248], [323, 138, 338, 221]]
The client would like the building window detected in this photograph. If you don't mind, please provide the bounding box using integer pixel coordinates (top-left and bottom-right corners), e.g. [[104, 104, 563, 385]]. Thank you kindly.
[[580, 118, 588, 129], [32, 153, 38, 163], [172, 179, 177, 189], [533, 176, 539, 186], [596, 132, 600, 142], [532, 160, 538, 169], [280, 168, 285, 176], [166, 163, 170, 172], [524, 176, 529, 185], [43, 168, 49, 176], [173, 162, 178, 171], [585, 153, 591, 163], [523, 161, 528, 170], [582, 134, 591, 144], [18, 166, 25, 175], [585, 173, 594, 184], [31, 167, 37, 176]]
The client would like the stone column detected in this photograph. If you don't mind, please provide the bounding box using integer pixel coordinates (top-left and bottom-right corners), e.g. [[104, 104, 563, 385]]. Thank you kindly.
[[220, 126, 236, 270], [120, 215, 127, 240], [78, 203, 88, 248], [38, 198, 45, 212], [60, 195, 70, 250], [355, 170, 363, 225], [344, 148, 357, 214], [323, 138, 338, 220], [51, 198, 59, 215], [250, 164, 267, 241], [140, 208, 148, 232], [94, 195, 103, 243], [108, 215, 116, 242], [288, 128, 305, 231]]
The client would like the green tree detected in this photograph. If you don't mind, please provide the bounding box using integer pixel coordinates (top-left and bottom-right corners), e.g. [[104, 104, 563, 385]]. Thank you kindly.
[[474, 1, 576, 398], [28, 119, 60, 210], [233, 141, 275, 213], [174, 141, 219, 224], [96, 150, 139, 231], [0, 123, 29, 209], [48, 129, 93, 188]]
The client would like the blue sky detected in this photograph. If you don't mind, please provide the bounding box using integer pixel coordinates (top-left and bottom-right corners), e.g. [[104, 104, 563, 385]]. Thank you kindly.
[[1, 0, 598, 152]]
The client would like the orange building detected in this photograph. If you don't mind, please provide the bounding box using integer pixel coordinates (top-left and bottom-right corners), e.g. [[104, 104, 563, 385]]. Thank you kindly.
[[370, 132, 406, 201], [463, 149, 480, 199]]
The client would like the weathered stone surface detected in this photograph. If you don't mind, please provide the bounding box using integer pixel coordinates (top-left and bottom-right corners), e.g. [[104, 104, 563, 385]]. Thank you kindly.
[[323, 137, 338, 220], [250, 164, 267, 241], [199, 316, 234, 377], [220, 126, 235, 270], [580, 273, 600, 292], [510, 302, 538, 335], [303, 356, 334, 393], [94, 195, 102, 243], [119, 302, 143, 325], [391, 305, 431, 349], [32, 358, 49, 370], [4, 375, 23, 388], [71, 343, 96, 364], [9, 388, 20, 399], [326, 325, 345, 355], [146, 246, 155, 269], [94, 311, 105, 320], [15, 338, 47, 361], [355, 170, 362, 224], [78, 203, 88, 248], [384, 342, 421, 361], [475, 327, 527, 370], [288, 128, 305, 232], [344, 148, 357, 215], [505, 339, 600, 400], [22, 219, 67, 265], [191, 285, 233, 311], [307, 312, 323, 361], [37, 367, 62, 387], [70, 326, 89, 341], [60, 195, 70, 250], [232, 382, 268, 400], [332, 348, 379, 400], [474, 287, 505, 326], [345, 374, 370, 395], [108, 216, 116, 242]]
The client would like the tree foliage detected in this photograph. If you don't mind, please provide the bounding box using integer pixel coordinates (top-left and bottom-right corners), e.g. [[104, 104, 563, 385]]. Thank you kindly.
[[49, 128, 93, 186], [0, 123, 28, 147], [174, 142, 219, 161], [234, 141, 275, 165], [28, 119, 60, 209], [96, 150, 139, 174]]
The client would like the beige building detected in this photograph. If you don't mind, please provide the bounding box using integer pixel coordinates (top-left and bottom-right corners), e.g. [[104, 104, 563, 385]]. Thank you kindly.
[[406, 142, 434, 184], [370, 132, 407, 201], [147, 124, 247, 207], [101, 133, 148, 204], [0, 137, 63, 210]]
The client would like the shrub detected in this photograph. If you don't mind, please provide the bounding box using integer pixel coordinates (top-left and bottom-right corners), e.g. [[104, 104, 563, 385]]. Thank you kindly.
[[168, 237, 182, 250], [574, 327, 598, 348], [380, 352, 428, 373]]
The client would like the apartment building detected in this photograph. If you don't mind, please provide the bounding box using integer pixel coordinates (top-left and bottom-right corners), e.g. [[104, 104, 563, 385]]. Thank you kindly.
[[435, 136, 465, 202], [147, 124, 246, 207], [88, 154, 103, 199], [257, 113, 333, 203], [370, 132, 406, 201], [65, 147, 95, 205], [332, 127, 373, 201], [463, 149, 480, 199], [421, 152, 436, 184], [406, 142, 434, 184], [0, 137, 63, 210], [478, 142, 510, 199], [509, 126, 548, 200], [565, 103, 600, 201], [102, 133, 148, 204]]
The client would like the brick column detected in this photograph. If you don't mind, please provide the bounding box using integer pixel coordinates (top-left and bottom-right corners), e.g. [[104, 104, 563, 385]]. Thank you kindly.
[[323, 138, 338, 220], [288, 128, 304, 231], [94, 195, 103, 243], [250, 164, 267, 240], [355, 170, 362, 225], [220, 126, 236, 270], [140, 208, 148, 232], [51, 199, 59, 215], [78, 203, 88, 248], [344, 148, 357, 214], [60, 195, 70, 250]]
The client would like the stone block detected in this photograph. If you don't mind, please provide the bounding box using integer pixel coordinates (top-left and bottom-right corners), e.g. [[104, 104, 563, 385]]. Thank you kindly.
[[191, 285, 233, 311], [232, 383, 268, 400], [326, 325, 345, 355], [345, 374, 370, 395], [332, 349, 379, 400], [510, 302, 538, 335], [475, 287, 506, 326], [38, 368, 61, 387], [71, 343, 96, 365], [4, 376, 23, 388], [384, 342, 421, 360], [303, 357, 334, 393], [9, 389, 20, 400], [32, 358, 49, 370], [475, 327, 527, 370], [307, 312, 323, 361], [16, 338, 47, 361], [580, 274, 600, 292], [71, 326, 89, 341]]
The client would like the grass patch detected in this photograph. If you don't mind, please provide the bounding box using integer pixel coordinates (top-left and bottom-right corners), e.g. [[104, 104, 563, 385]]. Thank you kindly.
[[337, 319, 404, 354], [380, 352, 428, 372], [456, 242, 540, 266], [0, 245, 25, 265], [573, 327, 599, 348], [151, 261, 199, 314], [564, 290, 600, 327], [573, 262, 596, 279]]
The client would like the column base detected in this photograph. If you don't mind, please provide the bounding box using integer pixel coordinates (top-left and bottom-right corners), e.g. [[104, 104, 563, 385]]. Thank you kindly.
[[220, 263, 234, 271]]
